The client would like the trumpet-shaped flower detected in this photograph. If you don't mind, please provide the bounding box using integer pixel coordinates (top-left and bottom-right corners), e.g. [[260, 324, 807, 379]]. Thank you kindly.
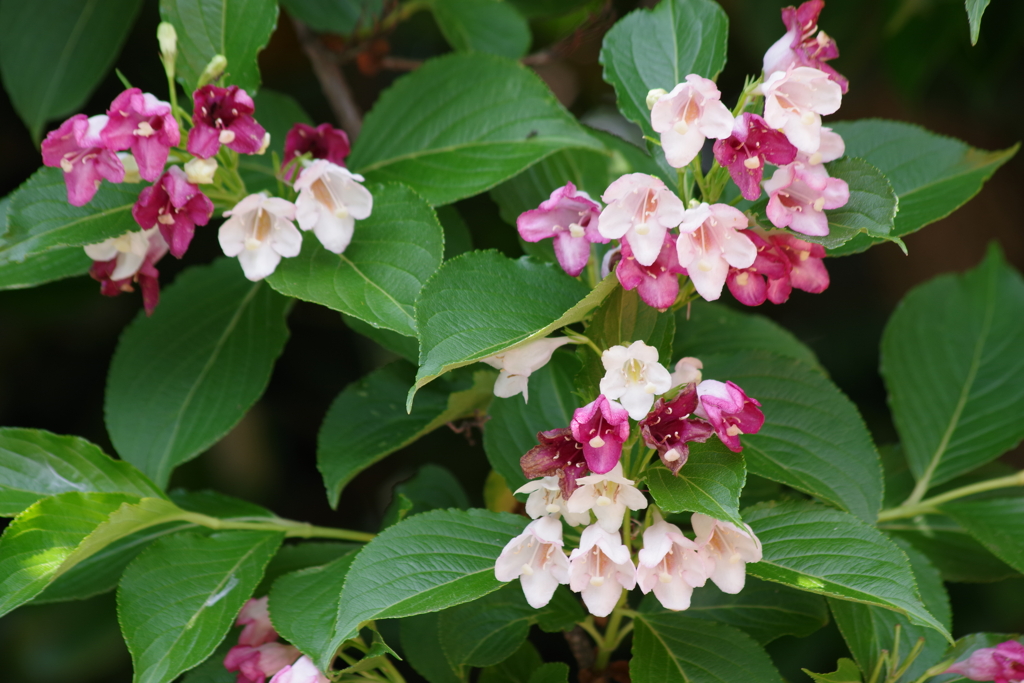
[[760, 67, 842, 154], [568, 524, 636, 617], [801, 126, 845, 166], [515, 476, 590, 526], [650, 75, 734, 168], [773, 232, 830, 295], [42, 114, 125, 206], [637, 512, 708, 610], [599, 174, 684, 267], [570, 395, 630, 474], [692, 513, 762, 594], [695, 380, 765, 452], [616, 232, 686, 311], [763, 161, 849, 237], [599, 341, 673, 420], [725, 231, 792, 306], [219, 193, 301, 281], [495, 515, 571, 608], [225, 642, 300, 683], [946, 640, 1024, 683], [101, 88, 180, 181], [566, 463, 648, 533], [293, 160, 373, 254], [639, 384, 715, 475], [482, 337, 571, 402], [85, 228, 168, 315], [712, 113, 797, 201], [189, 85, 267, 158], [268, 656, 329, 683], [517, 182, 606, 277], [676, 203, 756, 302], [283, 122, 351, 178], [520, 428, 588, 499], [762, 0, 848, 93], [132, 166, 214, 258]]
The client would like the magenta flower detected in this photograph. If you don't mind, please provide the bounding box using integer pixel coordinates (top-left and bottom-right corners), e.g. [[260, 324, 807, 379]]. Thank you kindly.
[[570, 395, 630, 474], [773, 233, 829, 294], [946, 641, 1024, 683], [188, 85, 267, 158], [520, 428, 588, 499], [616, 232, 686, 311], [101, 88, 180, 182], [87, 228, 168, 316], [599, 173, 684, 267], [726, 231, 791, 306], [283, 122, 351, 177], [762, 0, 848, 93], [517, 182, 605, 277], [695, 380, 765, 453], [41, 114, 125, 206], [713, 113, 797, 201], [763, 161, 849, 237], [639, 383, 715, 474], [132, 166, 214, 258]]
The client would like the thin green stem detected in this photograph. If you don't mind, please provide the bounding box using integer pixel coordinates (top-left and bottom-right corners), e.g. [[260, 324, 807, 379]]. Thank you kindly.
[[594, 597, 628, 670], [577, 616, 605, 648], [867, 650, 889, 683], [565, 330, 603, 358], [691, 157, 709, 201], [877, 470, 1024, 522], [608, 621, 634, 652], [182, 511, 375, 542], [890, 638, 926, 683]]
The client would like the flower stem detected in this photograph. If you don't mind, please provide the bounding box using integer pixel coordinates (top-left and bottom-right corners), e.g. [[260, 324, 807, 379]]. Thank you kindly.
[[593, 597, 628, 671], [876, 470, 1024, 522], [180, 511, 376, 542]]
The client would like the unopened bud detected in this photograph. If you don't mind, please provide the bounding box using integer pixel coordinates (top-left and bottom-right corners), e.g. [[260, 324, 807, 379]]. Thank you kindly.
[[157, 23, 178, 65], [257, 132, 271, 155], [197, 55, 228, 87], [646, 88, 667, 110], [184, 157, 218, 184], [118, 153, 141, 183]]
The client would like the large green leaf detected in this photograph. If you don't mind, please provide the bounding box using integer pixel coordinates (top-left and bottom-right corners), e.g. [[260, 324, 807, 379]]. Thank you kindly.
[[268, 183, 444, 338], [412, 251, 613, 407], [319, 508, 528, 670], [278, 0, 383, 35], [106, 259, 292, 487], [0, 167, 141, 265], [431, 0, 531, 60], [743, 502, 950, 640], [257, 541, 359, 594], [881, 514, 1018, 583], [478, 641, 542, 683], [701, 352, 882, 522], [827, 120, 1017, 255], [347, 53, 602, 206], [528, 664, 569, 683], [645, 440, 745, 527], [631, 611, 785, 683], [319, 362, 494, 507], [0, 246, 90, 290], [942, 498, 1024, 575], [882, 245, 1024, 495], [599, 0, 728, 139], [0, 0, 143, 140], [965, 0, 990, 44], [159, 0, 278, 93], [0, 428, 164, 517], [118, 530, 282, 683], [401, 612, 468, 683], [387, 464, 472, 519]]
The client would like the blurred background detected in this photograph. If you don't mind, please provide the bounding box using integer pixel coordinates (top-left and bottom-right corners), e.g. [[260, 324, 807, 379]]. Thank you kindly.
[[1, 0, 1022, 680]]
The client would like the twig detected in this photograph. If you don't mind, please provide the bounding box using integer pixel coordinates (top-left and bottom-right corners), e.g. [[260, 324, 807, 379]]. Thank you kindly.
[[293, 19, 363, 140]]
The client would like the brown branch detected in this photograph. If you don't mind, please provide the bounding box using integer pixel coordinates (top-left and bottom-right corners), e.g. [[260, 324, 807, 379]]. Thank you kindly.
[[293, 19, 363, 141]]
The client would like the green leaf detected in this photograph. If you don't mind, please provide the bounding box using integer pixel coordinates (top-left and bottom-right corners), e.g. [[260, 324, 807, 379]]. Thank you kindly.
[[882, 245, 1024, 494], [320, 508, 528, 670], [0, 0, 143, 140], [170, 489, 274, 519], [401, 612, 467, 683], [0, 167, 142, 265], [942, 498, 1024, 575], [431, 0, 531, 59], [180, 640, 236, 683], [106, 258, 292, 488], [645, 440, 745, 527], [268, 551, 358, 660], [390, 464, 471, 516], [826, 120, 1018, 256], [159, 0, 279, 93], [803, 659, 862, 683], [347, 53, 602, 206], [673, 301, 821, 370], [0, 428, 164, 517], [268, 183, 444, 337], [279, 0, 383, 34], [882, 514, 1018, 583], [528, 664, 570, 683], [830, 538, 952, 683], [599, 0, 728, 139], [478, 640, 542, 683], [630, 611, 785, 683], [701, 351, 882, 522], [257, 541, 360, 594], [965, 0, 990, 45], [343, 312, 419, 362], [318, 362, 494, 507], [437, 205, 473, 261], [238, 89, 313, 193], [483, 350, 580, 493], [412, 251, 613, 406], [0, 245, 90, 290], [743, 501, 950, 641], [118, 530, 282, 683]]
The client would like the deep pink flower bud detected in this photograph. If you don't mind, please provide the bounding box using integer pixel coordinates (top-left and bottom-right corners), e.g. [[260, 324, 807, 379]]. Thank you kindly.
[[763, 161, 849, 237], [41, 114, 125, 206], [235, 597, 277, 647], [520, 427, 588, 499], [713, 114, 797, 201], [518, 182, 606, 277], [188, 85, 267, 158], [101, 88, 180, 182], [616, 232, 686, 311], [639, 383, 715, 474], [570, 395, 630, 474], [283, 122, 351, 178], [763, 0, 848, 93], [946, 641, 1024, 683], [695, 380, 764, 452], [132, 166, 214, 258], [726, 231, 791, 306]]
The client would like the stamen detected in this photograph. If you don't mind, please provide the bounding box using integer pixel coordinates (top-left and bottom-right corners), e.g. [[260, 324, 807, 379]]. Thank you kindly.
[[219, 129, 236, 144], [589, 436, 606, 448], [663, 448, 681, 462], [743, 156, 761, 169]]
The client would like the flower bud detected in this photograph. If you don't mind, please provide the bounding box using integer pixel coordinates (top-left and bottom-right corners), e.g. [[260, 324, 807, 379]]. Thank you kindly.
[[197, 55, 228, 87], [646, 88, 667, 110], [184, 157, 218, 184], [118, 153, 141, 183], [157, 22, 177, 66]]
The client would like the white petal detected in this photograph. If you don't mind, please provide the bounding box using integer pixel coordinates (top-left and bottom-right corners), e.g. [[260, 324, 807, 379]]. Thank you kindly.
[[312, 212, 355, 254], [218, 218, 247, 257], [521, 568, 561, 608], [237, 243, 283, 281], [270, 221, 303, 258]]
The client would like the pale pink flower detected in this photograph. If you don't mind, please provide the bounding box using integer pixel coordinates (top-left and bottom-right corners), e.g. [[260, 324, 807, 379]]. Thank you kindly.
[[515, 476, 590, 527], [568, 524, 636, 617], [225, 642, 300, 683], [268, 656, 329, 683], [637, 512, 708, 610], [676, 202, 756, 302], [219, 193, 302, 281], [482, 337, 571, 402], [694, 379, 765, 453], [946, 641, 1024, 683], [235, 597, 277, 647], [599, 174, 684, 267], [801, 126, 845, 166], [650, 75, 734, 168], [41, 114, 125, 206], [692, 513, 762, 594], [760, 67, 842, 153], [494, 515, 571, 609], [670, 357, 703, 387], [101, 88, 180, 182], [598, 340, 673, 420], [517, 181, 606, 277], [571, 395, 631, 474], [566, 463, 648, 533], [763, 161, 849, 237], [762, 0, 848, 93], [293, 160, 373, 254]]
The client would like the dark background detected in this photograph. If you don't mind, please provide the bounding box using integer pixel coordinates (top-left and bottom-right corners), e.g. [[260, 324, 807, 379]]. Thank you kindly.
[[1, 0, 1022, 680]]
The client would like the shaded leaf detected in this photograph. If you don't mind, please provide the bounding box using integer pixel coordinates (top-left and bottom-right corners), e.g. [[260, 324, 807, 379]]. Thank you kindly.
[[431, 0, 531, 60], [645, 440, 745, 527], [803, 659, 862, 683], [965, 0, 991, 44], [401, 612, 467, 683], [279, 0, 383, 35], [942, 498, 1024, 575]]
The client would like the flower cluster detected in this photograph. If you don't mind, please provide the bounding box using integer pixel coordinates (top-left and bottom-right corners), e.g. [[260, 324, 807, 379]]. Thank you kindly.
[[946, 640, 1024, 683], [224, 597, 328, 683], [494, 340, 764, 616]]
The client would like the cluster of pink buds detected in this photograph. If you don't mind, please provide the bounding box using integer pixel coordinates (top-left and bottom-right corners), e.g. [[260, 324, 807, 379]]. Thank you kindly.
[[494, 340, 764, 615], [224, 597, 328, 683]]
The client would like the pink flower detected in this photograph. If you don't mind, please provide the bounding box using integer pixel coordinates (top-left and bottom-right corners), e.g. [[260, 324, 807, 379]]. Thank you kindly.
[[218, 193, 302, 281], [763, 160, 849, 237], [599, 174, 684, 267], [570, 395, 630, 474], [760, 67, 843, 154], [225, 642, 300, 683], [188, 85, 267, 158], [517, 182, 606, 277], [41, 114, 125, 206], [616, 232, 686, 311], [712, 113, 797, 201], [693, 513, 762, 594], [676, 203, 756, 302], [946, 641, 1024, 683], [694, 380, 764, 453], [638, 384, 715, 475], [762, 0, 848, 93], [650, 75, 734, 168], [773, 232, 829, 295], [236, 596, 277, 647], [101, 88, 180, 182], [726, 231, 792, 306], [132, 166, 214, 258], [801, 126, 845, 166], [568, 524, 636, 617], [85, 228, 168, 316], [482, 337, 571, 401], [494, 515, 571, 609], [566, 463, 648, 534], [268, 656, 329, 683], [283, 122, 351, 176], [637, 512, 708, 610], [520, 427, 588, 499]]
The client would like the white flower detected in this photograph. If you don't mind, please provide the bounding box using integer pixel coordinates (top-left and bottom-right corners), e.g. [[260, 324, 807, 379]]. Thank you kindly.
[[494, 515, 570, 609], [293, 160, 373, 254], [566, 463, 648, 533], [482, 337, 570, 402], [692, 512, 762, 594], [650, 75, 734, 168], [800, 126, 845, 166], [670, 357, 703, 387], [759, 67, 842, 154], [637, 512, 708, 611], [84, 227, 164, 280], [568, 523, 636, 617], [184, 157, 218, 184], [268, 655, 329, 683], [219, 193, 302, 281], [598, 173, 684, 267], [599, 341, 673, 420], [516, 476, 591, 527]]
